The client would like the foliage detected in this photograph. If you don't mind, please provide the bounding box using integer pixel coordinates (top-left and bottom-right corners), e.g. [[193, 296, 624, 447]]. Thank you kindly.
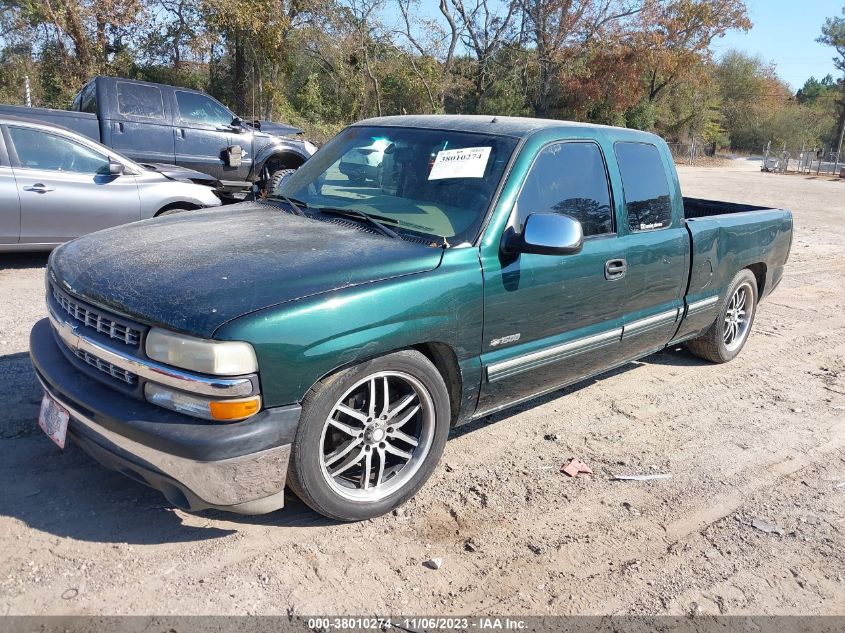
[[0, 0, 839, 151]]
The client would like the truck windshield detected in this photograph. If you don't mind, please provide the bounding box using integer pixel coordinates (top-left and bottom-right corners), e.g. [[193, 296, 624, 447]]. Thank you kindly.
[[273, 126, 519, 244]]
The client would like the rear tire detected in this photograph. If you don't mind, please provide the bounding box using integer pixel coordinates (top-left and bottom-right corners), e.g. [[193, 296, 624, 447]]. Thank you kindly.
[[287, 350, 451, 521], [686, 269, 758, 363]]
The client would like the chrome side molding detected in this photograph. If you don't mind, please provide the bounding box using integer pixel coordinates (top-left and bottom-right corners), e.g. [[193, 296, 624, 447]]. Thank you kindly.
[[487, 328, 623, 382]]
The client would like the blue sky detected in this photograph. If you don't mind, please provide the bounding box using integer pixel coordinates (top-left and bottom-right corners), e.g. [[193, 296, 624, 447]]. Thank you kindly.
[[410, 0, 841, 92], [713, 0, 840, 90]]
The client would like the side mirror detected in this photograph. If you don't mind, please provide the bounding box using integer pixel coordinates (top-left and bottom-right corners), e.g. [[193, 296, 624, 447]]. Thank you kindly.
[[231, 116, 242, 130], [504, 213, 583, 256], [108, 160, 125, 176]]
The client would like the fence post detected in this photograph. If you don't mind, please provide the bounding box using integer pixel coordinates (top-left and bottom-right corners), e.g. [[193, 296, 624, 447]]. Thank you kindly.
[[834, 123, 844, 177]]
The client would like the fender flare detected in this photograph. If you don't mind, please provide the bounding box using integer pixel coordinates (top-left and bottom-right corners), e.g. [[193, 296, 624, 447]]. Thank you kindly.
[[251, 144, 310, 181]]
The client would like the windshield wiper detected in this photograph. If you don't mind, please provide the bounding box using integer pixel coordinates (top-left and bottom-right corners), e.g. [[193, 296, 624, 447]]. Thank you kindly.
[[272, 194, 307, 216], [316, 207, 400, 239]]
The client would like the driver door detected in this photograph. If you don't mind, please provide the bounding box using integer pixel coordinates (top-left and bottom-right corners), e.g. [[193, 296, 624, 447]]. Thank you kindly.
[[4, 125, 140, 244], [173, 90, 246, 181], [477, 140, 630, 414]]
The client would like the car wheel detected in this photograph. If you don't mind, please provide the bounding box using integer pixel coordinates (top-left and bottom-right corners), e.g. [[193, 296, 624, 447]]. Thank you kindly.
[[287, 350, 451, 521], [268, 168, 297, 194], [686, 269, 758, 363], [157, 207, 193, 216]]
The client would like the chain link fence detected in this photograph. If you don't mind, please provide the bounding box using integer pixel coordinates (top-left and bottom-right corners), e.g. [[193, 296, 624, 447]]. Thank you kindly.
[[761, 142, 843, 176], [667, 139, 704, 165]]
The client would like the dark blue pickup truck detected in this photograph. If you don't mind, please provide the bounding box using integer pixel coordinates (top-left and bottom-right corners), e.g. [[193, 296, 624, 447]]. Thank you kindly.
[[0, 77, 316, 196]]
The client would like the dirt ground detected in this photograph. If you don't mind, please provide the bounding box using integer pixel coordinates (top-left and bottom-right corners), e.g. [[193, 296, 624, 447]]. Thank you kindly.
[[0, 159, 843, 617]]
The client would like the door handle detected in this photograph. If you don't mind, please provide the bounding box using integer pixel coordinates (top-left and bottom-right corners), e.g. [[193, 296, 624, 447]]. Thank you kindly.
[[23, 183, 55, 194], [605, 258, 627, 280], [176, 128, 186, 140]]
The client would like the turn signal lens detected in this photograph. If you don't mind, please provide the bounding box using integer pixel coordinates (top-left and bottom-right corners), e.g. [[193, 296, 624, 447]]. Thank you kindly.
[[144, 383, 261, 421], [209, 398, 261, 421]]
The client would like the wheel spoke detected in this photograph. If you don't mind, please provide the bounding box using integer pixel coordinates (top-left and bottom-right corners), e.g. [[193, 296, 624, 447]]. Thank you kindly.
[[383, 441, 413, 461], [381, 377, 390, 418], [724, 324, 732, 343], [328, 417, 362, 437], [368, 378, 377, 419], [387, 393, 417, 420], [329, 446, 366, 478], [361, 449, 373, 490], [389, 429, 419, 447], [736, 290, 746, 310], [375, 448, 386, 487], [325, 438, 363, 467], [336, 403, 368, 423], [391, 404, 421, 430]]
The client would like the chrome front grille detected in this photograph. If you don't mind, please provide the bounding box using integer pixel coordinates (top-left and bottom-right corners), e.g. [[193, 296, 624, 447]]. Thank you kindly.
[[52, 286, 142, 347], [73, 348, 138, 385]]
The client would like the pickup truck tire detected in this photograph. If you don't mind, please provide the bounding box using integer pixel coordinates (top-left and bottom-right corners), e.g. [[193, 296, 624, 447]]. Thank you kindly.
[[287, 350, 451, 521], [156, 208, 193, 217], [267, 169, 296, 194], [686, 269, 758, 363]]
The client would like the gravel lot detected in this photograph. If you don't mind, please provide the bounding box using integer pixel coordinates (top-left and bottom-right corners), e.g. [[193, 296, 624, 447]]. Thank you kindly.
[[0, 159, 843, 616]]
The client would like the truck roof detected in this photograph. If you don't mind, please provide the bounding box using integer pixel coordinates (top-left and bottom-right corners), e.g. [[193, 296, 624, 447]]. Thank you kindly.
[[353, 114, 663, 143]]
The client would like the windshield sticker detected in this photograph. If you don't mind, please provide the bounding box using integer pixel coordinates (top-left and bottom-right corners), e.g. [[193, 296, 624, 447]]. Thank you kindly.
[[428, 147, 491, 180]]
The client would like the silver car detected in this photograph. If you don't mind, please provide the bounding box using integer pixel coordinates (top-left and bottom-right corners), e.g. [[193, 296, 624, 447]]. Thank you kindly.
[[0, 117, 221, 252]]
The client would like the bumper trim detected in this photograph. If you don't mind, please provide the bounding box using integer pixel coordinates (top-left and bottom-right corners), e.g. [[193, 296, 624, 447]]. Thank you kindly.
[[37, 376, 290, 511], [48, 306, 255, 398]]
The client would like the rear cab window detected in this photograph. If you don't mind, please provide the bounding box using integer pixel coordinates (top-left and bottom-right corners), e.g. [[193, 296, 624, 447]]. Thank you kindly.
[[614, 142, 673, 232], [117, 82, 165, 119]]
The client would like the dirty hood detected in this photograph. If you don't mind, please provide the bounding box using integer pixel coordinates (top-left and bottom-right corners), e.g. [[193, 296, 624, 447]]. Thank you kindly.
[[49, 205, 443, 338]]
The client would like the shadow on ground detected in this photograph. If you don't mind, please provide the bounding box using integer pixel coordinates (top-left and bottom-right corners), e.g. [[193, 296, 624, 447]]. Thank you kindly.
[[0, 253, 50, 270], [0, 342, 705, 541], [0, 348, 335, 543]]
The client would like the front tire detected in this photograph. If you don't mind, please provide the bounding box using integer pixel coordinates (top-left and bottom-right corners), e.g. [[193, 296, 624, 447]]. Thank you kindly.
[[267, 168, 296, 194], [686, 269, 758, 363], [287, 350, 451, 521]]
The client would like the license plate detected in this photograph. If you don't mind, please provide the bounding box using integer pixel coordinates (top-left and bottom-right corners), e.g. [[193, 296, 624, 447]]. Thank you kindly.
[[38, 393, 70, 449]]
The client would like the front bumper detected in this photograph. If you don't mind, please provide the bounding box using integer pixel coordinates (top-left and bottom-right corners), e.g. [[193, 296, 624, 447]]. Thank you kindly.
[[29, 318, 300, 514]]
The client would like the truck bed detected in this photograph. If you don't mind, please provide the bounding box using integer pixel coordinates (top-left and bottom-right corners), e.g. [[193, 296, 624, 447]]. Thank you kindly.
[[0, 104, 100, 142], [683, 197, 776, 219]]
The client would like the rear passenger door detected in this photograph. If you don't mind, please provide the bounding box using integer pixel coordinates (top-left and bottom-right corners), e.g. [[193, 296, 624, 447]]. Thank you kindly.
[[110, 81, 175, 165], [613, 142, 688, 358], [478, 141, 630, 414]]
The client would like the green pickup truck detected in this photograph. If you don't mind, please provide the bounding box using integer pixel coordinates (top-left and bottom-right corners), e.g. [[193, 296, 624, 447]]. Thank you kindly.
[[30, 115, 793, 521]]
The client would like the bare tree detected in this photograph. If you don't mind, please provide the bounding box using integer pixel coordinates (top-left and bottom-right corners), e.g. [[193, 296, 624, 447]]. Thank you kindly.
[[447, 0, 518, 111], [394, 0, 460, 111]]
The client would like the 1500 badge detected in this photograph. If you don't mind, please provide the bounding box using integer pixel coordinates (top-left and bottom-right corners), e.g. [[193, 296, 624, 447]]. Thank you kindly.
[[490, 333, 521, 347]]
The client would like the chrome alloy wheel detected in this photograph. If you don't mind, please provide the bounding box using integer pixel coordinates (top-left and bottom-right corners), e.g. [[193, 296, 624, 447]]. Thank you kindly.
[[319, 371, 435, 502], [723, 282, 753, 351]]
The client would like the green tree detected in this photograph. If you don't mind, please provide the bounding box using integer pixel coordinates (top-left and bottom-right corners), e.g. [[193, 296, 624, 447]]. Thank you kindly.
[[817, 7, 845, 153]]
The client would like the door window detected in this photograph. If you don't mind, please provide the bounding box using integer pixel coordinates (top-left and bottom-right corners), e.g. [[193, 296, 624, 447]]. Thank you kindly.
[[117, 82, 165, 119], [514, 142, 614, 237], [614, 142, 673, 231], [175, 91, 234, 126], [8, 127, 110, 174]]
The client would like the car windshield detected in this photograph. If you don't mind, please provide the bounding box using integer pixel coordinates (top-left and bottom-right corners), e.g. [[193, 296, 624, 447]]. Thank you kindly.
[[273, 125, 519, 244]]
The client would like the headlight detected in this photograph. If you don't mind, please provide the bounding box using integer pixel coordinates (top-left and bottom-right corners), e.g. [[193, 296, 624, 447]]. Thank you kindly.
[[145, 328, 258, 376]]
